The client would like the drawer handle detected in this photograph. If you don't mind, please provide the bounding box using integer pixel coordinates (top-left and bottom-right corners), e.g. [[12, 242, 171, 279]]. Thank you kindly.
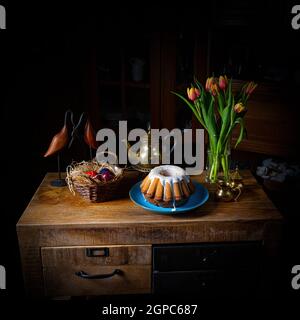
[[86, 248, 109, 257], [75, 269, 122, 279], [201, 250, 217, 263]]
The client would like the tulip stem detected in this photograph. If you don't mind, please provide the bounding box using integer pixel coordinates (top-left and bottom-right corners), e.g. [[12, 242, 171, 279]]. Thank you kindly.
[[207, 137, 230, 183]]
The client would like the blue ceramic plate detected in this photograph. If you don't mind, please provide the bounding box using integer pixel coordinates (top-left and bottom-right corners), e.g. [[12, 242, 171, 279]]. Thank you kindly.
[[129, 181, 209, 214]]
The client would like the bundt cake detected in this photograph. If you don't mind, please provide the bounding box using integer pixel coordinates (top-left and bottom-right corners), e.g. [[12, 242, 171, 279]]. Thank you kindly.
[[140, 165, 195, 208]]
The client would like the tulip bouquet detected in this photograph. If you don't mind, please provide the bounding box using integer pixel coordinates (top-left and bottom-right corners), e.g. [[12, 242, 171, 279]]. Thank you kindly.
[[172, 76, 257, 182]]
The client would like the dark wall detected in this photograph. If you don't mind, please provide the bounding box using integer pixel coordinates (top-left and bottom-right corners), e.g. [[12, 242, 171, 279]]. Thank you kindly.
[[1, 3, 94, 296]]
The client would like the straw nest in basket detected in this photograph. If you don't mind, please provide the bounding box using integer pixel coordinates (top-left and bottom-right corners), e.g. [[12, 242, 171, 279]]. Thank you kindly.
[[66, 161, 123, 202]]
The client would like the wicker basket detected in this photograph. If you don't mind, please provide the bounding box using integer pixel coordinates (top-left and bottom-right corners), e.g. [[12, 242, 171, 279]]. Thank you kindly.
[[66, 161, 124, 203]]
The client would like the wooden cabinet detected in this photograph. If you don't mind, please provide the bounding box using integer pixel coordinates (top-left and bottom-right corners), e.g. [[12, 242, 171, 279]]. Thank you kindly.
[[89, 32, 161, 131], [17, 170, 282, 298], [230, 80, 300, 157], [88, 31, 208, 132]]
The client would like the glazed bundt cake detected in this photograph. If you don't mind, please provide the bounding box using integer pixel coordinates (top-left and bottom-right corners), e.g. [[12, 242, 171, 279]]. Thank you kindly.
[[140, 165, 195, 208]]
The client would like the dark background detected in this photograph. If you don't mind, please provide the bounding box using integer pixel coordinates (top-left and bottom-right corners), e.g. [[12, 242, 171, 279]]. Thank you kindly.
[[0, 1, 300, 311]]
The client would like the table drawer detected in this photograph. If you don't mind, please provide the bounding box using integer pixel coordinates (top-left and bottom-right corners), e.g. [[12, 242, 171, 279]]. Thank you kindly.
[[153, 242, 262, 271], [153, 269, 259, 296], [41, 245, 152, 297]]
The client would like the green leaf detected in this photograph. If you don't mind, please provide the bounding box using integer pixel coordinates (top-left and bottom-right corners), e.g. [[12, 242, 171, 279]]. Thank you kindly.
[[171, 91, 207, 129], [194, 77, 204, 92], [225, 78, 232, 103], [220, 105, 231, 135], [226, 80, 232, 108], [234, 117, 245, 148], [201, 98, 209, 126], [196, 79, 206, 106], [217, 94, 224, 115], [207, 96, 217, 136], [230, 96, 236, 125]]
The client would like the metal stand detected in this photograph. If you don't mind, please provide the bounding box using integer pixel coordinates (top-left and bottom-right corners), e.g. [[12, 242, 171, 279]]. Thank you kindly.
[[89, 146, 93, 161], [51, 153, 67, 187]]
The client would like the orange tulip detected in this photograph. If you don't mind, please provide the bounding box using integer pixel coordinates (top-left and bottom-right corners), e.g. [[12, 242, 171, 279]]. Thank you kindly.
[[234, 102, 246, 113], [245, 81, 257, 95], [205, 77, 214, 91], [211, 83, 219, 96], [187, 87, 200, 101], [205, 77, 219, 96]]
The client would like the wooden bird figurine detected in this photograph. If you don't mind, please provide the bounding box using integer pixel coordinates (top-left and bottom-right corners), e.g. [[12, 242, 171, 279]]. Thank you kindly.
[[84, 118, 97, 150], [44, 110, 71, 157]]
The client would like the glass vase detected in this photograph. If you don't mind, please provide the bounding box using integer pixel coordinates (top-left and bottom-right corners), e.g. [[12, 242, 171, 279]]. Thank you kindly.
[[206, 142, 231, 184]]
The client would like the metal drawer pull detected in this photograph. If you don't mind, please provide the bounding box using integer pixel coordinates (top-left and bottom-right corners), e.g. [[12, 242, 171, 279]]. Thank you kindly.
[[86, 248, 109, 257], [75, 269, 122, 279], [202, 250, 217, 262]]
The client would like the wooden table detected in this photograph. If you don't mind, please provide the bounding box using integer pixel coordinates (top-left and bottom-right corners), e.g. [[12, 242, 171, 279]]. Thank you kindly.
[[17, 170, 283, 298]]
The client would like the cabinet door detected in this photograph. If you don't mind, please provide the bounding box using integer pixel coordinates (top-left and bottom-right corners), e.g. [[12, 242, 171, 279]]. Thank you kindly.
[[41, 245, 152, 297], [160, 32, 197, 130], [95, 32, 161, 132]]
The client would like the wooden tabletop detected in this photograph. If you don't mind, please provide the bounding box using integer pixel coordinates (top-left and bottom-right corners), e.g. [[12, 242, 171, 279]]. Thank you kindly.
[[17, 170, 282, 228]]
